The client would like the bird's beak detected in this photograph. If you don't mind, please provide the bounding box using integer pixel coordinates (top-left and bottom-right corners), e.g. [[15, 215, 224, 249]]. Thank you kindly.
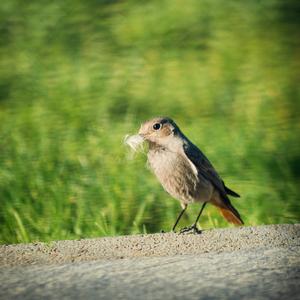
[[138, 133, 146, 141], [138, 127, 146, 138]]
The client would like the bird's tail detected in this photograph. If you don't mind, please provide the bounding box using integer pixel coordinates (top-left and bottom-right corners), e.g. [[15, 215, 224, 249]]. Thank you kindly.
[[213, 196, 244, 225], [219, 206, 244, 225]]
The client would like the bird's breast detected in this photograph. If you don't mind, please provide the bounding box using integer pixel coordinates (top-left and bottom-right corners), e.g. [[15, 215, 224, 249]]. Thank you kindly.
[[148, 148, 210, 203]]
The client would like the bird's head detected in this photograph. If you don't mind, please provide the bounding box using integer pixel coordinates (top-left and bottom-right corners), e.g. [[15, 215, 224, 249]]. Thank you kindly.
[[138, 117, 182, 149]]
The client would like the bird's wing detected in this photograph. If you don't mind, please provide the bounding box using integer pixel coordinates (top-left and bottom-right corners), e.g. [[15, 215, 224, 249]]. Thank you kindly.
[[182, 141, 227, 198]]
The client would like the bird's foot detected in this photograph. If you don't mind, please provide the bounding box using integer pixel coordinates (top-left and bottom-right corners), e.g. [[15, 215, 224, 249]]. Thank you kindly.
[[179, 224, 202, 235]]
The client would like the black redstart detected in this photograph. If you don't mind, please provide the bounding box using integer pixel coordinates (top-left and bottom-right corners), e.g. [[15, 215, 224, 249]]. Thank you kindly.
[[126, 117, 243, 233]]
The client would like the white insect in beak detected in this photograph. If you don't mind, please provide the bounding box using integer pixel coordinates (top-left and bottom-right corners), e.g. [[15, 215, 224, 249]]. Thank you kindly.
[[124, 134, 145, 152]]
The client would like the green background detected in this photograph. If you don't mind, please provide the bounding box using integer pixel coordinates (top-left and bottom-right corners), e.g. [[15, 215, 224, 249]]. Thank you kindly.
[[0, 0, 299, 244]]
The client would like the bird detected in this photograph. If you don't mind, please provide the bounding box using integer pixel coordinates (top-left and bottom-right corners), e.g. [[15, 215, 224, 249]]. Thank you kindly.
[[137, 117, 243, 233]]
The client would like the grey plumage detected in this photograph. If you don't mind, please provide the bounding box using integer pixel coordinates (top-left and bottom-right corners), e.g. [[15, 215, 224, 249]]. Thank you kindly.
[[137, 117, 243, 231], [147, 141, 213, 206]]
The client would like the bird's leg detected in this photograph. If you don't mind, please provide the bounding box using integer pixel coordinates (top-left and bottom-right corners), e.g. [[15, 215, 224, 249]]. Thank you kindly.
[[193, 202, 207, 227], [172, 204, 187, 232], [180, 202, 207, 234]]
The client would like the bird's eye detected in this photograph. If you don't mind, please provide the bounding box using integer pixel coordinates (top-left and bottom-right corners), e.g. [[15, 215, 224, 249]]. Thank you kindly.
[[153, 123, 161, 130]]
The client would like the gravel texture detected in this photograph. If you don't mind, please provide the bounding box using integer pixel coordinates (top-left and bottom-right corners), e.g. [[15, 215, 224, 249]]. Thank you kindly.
[[0, 224, 299, 300], [0, 224, 299, 267]]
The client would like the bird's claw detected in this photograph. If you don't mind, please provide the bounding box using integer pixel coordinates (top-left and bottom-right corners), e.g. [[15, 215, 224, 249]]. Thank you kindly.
[[179, 225, 202, 234]]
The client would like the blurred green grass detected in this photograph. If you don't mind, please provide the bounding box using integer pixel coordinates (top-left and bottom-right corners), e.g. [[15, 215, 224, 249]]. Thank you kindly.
[[0, 0, 299, 244]]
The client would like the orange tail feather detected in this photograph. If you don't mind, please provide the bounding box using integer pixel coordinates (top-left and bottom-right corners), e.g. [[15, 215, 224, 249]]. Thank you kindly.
[[219, 207, 244, 225]]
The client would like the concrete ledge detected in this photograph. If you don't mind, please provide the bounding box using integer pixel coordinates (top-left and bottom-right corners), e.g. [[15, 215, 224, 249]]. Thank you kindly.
[[1, 224, 300, 300], [1, 224, 299, 267]]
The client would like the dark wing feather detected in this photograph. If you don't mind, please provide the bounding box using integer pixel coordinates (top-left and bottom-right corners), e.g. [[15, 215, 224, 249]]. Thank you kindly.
[[183, 141, 228, 199], [224, 185, 240, 197]]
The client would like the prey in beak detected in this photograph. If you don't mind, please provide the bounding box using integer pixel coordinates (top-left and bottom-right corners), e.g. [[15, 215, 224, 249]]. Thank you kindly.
[[124, 134, 145, 153]]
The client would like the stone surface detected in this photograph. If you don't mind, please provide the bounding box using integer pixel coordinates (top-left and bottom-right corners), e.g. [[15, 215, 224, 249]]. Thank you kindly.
[[0, 224, 299, 300], [1, 224, 299, 267]]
